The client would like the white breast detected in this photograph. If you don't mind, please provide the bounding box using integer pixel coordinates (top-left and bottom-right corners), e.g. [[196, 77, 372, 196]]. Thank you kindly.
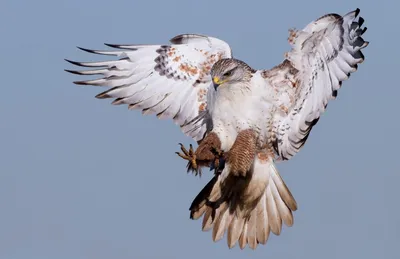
[[207, 73, 275, 151]]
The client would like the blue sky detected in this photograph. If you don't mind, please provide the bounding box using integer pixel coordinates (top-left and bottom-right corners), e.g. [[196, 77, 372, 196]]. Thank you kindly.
[[2, 0, 399, 258]]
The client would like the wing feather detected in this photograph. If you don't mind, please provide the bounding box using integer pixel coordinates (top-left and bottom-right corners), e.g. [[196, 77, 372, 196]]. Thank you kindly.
[[264, 8, 368, 160], [66, 34, 232, 141]]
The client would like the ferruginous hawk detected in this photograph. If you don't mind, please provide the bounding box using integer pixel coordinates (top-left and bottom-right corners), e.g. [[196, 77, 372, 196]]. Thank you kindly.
[[65, 8, 368, 249]]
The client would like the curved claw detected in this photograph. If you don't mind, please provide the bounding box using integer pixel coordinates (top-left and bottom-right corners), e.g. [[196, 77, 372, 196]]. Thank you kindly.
[[187, 162, 202, 177], [179, 143, 189, 155], [176, 143, 199, 176]]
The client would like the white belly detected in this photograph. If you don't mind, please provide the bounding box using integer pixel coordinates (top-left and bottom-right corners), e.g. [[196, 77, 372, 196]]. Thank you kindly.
[[210, 93, 272, 151]]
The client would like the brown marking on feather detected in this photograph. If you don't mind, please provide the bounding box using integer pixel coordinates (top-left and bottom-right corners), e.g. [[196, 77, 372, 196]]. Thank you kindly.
[[195, 51, 225, 84], [284, 52, 289, 58], [197, 88, 207, 104], [199, 102, 207, 112], [257, 152, 269, 164], [257, 148, 276, 164], [179, 63, 199, 76], [167, 47, 176, 57], [197, 88, 207, 97], [279, 104, 289, 114], [173, 56, 181, 62], [262, 59, 298, 79], [225, 129, 257, 177], [288, 28, 299, 45]]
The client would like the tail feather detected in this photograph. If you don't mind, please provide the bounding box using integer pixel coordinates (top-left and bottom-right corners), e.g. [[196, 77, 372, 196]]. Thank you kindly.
[[202, 207, 214, 231], [255, 192, 270, 245], [212, 202, 230, 241], [270, 174, 294, 227], [190, 176, 220, 220], [271, 166, 298, 212], [189, 155, 297, 249], [247, 206, 260, 249], [238, 220, 249, 249], [266, 183, 283, 235], [227, 217, 245, 248]]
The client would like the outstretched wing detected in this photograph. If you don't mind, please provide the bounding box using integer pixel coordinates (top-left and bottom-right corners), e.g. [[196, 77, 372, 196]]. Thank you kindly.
[[65, 34, 232, 142], [263, 8, 368, 160]]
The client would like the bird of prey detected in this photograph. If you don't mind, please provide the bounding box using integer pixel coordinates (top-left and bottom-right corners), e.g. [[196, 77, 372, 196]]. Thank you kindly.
[[65, 8, 368, 250]]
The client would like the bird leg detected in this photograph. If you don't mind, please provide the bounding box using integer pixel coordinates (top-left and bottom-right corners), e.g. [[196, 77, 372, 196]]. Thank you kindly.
[[176, 132, 222, 177], [225, 129, 257, 177]]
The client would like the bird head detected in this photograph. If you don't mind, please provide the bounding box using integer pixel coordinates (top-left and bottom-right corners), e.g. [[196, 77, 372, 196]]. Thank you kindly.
[[211, 58, 255, 90]]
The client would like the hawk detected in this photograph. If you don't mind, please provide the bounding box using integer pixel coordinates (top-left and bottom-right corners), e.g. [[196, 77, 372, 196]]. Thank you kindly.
[[65, 9, 368, 249]]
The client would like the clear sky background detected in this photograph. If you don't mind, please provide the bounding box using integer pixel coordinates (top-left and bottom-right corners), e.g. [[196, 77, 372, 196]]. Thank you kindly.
[[1, 0, 399, 258]]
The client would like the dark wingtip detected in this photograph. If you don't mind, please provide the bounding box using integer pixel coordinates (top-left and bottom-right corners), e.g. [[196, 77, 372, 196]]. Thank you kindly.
[[104, 43, 139, 51], [104, 43, 128, 49], [111, 98, 124, 105], [65, 59, 84, 67], [362, 27, 368, 35], [77, 46, 97, 54], [358, 17, 364, 27], [73, 80, 88, 85], [170, 33, 207, 44], [95, 92, 111, 99], [170, 34, 185, 44], [354, 8, 360, 17], [65, 69, 82, 75], [104, 43, 118, 48]]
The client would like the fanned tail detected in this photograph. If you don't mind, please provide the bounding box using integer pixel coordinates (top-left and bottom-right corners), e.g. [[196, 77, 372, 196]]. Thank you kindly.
[[189, 155, 297, 249]]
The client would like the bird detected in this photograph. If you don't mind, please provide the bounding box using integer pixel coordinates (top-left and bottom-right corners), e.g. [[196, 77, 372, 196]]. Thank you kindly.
[[65, 8, 368, 250]]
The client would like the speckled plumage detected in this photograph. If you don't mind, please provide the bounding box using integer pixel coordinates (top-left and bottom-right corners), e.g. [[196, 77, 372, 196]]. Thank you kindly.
[[66, 8, 368, 250]]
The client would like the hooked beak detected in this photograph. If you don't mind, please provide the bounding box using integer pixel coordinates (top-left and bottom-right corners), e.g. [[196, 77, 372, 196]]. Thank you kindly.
[[213, 76, 221, 90]]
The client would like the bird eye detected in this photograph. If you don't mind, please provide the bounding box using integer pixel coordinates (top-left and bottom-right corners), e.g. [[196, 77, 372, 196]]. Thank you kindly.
[[223, 70, 233, 77]]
